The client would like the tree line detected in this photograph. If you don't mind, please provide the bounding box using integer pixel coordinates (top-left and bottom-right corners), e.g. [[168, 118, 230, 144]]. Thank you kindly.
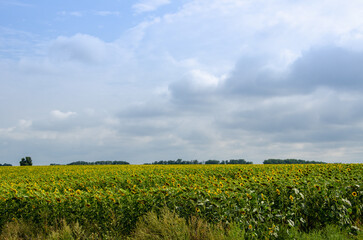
[[0, 163, 12, 166], [2, 157, 328, 166], [67, 160, 130, 165], [206, 159, 253, 164], [263, 159, 326, 164], [150, 158, 326, 165], [149, 159, 252, 165]]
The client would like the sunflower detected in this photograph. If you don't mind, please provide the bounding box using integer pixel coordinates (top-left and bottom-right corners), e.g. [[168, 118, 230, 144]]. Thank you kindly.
[[352, 192, 357, 197], [248, 224, 252, 230], [246, 193, 252, 199], [289, 195, 294, 202]]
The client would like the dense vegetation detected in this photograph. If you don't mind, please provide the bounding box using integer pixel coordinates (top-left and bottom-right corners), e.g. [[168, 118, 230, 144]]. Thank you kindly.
[[0, 163, 12, 166], [150, 159, 201, 165], [0, 164, 361, 239], [19, 156, 33, 166], [151, 159, 252, 165], [67, 160, 130, 165], [263, 159, 326, 164]]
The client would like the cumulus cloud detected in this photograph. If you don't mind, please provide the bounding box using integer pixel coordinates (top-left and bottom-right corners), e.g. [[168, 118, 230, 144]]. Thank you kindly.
[[163, 45, 363, 160], [51, 110, 76, 120], [222, 47, 363, 97], [288, 47, 363, 92]]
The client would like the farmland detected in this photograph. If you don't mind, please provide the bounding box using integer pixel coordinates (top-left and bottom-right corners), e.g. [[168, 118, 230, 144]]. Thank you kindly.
[[0, 164, 362, 239]]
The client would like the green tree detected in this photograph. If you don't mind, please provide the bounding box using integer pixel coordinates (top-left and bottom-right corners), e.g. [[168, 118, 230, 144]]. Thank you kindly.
[[205, 160, 220, 164], [20, 156, 32, 166], [0, 163, 12, 166]]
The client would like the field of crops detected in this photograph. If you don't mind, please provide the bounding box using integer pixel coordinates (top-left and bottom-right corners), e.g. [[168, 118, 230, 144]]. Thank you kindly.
[[0, 164, 362, 238]]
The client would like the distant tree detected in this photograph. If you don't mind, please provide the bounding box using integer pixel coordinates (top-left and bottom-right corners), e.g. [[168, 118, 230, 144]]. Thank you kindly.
[[0, 163, 12, 166], [225, 159, 253, 164], [67, 160, 129, 165], [67, 161, 89, 165], [263, 159, 326, 164], [205, 160, 220, 164], [112, 161, 129, 165], [20, 157, 32, 166], [151, 159, 202, 165]]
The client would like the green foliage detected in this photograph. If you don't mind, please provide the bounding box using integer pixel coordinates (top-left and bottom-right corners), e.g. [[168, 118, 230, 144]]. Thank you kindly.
[[279, 224, 362, 240], [151, 158, 252, 165], [0, 215, 360, 240], [0, 219, 93, 240], [0, 164, 361, 239], [67, 160, 129, 165], [0, 163, 12, 166], [263, 159, 326, 164], [151, 159, 201, 165], [205, 160, 220, 164], [224, 159, 252, 164], [131, 208, 245, 240], [19, 157, 32, 166], [131, 207, 190, 240]]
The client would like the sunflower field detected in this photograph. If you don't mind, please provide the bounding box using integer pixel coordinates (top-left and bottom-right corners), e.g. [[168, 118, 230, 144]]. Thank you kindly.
[[0, 164, 362, 238]]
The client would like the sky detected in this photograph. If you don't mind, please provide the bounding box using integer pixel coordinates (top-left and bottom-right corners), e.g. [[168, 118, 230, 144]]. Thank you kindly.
[[1, 0, 363, 165]]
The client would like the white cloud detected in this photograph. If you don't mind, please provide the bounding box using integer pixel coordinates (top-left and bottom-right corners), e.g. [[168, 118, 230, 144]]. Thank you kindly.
[[94, 11, 120, 16], [188, 70, 221, 88], [49, 34, 106, 63], [57, 10, 120, 18], [18, 119, 32, 128], [133, 0, 170, 13], [48, 33, 128, 64], [58, 11, 83, 17], [51, 110, 76, 120], [0, 1, 32, 7]]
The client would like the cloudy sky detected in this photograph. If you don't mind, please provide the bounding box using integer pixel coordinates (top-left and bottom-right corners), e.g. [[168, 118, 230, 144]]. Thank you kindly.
[[1, 0, 363, 165]]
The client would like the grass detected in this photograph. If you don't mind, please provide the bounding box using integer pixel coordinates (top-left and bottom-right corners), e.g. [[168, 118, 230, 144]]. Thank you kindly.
[[131, 207, 245, 240], [286, 224, 362, 240], [0, 208, 361, 240]]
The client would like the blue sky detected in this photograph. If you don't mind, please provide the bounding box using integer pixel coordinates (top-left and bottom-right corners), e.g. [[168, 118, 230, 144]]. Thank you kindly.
[[1, 0, 363, 165]]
